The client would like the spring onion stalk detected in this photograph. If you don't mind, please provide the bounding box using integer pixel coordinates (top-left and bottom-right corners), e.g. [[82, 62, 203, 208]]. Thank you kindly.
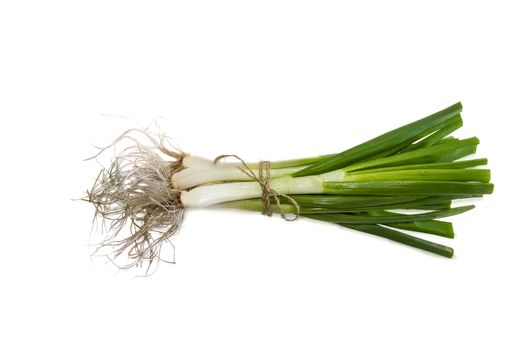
[[86, 102, 494, 268], [172, 156, 307, 189]]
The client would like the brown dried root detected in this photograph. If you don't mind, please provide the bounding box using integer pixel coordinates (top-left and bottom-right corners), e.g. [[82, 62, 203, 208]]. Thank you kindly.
[[85, 129, 185, 271]]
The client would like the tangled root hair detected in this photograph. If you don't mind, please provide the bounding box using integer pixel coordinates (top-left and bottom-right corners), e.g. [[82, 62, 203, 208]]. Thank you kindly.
[[85, 129, 185, 271]]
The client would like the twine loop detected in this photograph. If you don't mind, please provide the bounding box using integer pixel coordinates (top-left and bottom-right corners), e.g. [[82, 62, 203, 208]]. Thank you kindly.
[[214, 155, 300, 221]]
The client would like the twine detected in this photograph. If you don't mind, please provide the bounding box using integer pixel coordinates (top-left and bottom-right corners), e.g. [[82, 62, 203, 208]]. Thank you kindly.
[[214, 155, 300, 221]]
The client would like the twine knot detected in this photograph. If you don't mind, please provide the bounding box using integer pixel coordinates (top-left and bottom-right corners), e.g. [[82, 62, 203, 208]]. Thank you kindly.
[[214, 155, 300, 221]]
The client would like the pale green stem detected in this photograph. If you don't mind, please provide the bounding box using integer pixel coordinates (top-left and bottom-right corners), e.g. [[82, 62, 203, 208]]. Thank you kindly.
[[180, 170, 346, 207], [172, 155, 306, 189]]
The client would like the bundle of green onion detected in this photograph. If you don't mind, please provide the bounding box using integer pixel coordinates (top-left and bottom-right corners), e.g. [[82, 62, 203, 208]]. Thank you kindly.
[[87, 102, 493, 267]]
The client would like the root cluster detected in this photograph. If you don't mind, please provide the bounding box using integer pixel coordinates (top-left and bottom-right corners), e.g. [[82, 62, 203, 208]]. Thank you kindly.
[[85, 130, 185, 270]]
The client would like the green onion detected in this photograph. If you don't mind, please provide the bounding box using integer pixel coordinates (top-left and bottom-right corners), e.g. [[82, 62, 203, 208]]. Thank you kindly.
[[292, 102, 463, 177], [345, 169, 490, 183], [343, 137, 480, 172], [86, 102, 493, 268], [302, 205, 475, 224], [337, 224, 454, 258], [347, 158, 488, 174], [323, 181, 493, 196], [386, 220, 454, 238]]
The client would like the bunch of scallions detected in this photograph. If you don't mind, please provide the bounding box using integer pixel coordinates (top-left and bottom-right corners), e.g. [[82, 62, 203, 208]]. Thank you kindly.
[[87, 102, 493, 268]]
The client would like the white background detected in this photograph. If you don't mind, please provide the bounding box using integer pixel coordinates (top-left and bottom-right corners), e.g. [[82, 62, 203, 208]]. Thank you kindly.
[[1, 1, 523, 349]]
